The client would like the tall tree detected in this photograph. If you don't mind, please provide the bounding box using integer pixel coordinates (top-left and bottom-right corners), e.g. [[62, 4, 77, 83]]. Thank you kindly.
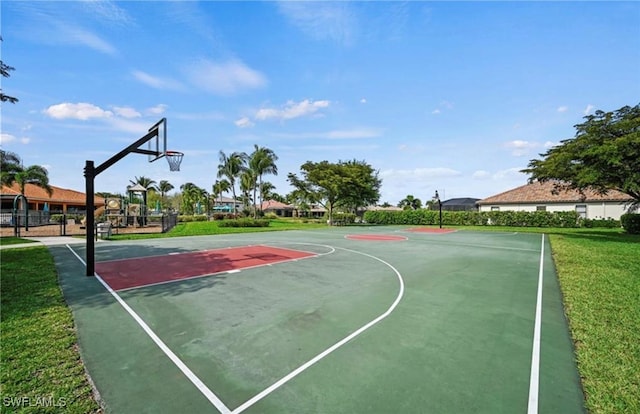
[[398, 195, 422, 210], [239, 170, 255, 212], [0, 38, 18, 104], [249, 145, 279, 216], [0, 150, 52, 197], [522, 104, 640, 211], [217, 150, 248, 215], [180, 182, 207, 215], [155, 180, 174, 210], [288, 159, 381, 225], [212, 179, 231, 206], [129, 176, 157, 191]]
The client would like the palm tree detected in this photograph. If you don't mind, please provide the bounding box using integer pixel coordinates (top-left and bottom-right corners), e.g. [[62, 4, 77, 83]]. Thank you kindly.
[[180, 182, 207, 215], [155, 180, 174, 211], [212, 179, 231, 206], [0, 150, 53, 197], [129, 176, 157, 191], [240, 170, 256, 212], [249, 145, 278, 216], [217, 150, 248, 215], [398, 195, 422, 210]]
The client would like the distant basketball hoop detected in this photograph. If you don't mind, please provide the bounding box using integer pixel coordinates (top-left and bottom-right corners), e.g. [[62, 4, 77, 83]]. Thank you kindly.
[[165, 151, 184, 172]]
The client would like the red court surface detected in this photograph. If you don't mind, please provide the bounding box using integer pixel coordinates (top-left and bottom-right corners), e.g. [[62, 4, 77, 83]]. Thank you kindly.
[[95, 245, 315, 291], [345, 234, 408, 241], [406, 227, 457, 234]]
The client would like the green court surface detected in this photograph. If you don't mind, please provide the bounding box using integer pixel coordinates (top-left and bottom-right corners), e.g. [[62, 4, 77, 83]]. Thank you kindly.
[[50, 227, 585, 413]]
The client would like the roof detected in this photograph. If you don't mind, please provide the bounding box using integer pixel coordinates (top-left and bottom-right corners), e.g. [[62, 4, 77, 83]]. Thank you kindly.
[[261, 200, 293, 210], [478, 181, 633, 205], [1, 183, 105, 204], [441, 198, 479, 207]]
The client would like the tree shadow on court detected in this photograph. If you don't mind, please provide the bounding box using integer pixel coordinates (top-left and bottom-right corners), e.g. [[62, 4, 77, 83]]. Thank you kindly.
[[50, 244, 238, 311]]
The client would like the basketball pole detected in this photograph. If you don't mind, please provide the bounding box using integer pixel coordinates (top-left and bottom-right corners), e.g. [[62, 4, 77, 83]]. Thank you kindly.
[[84, 119, 165, 276]]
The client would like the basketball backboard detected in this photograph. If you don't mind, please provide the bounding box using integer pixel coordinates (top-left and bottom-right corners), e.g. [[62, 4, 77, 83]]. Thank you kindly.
[[147, 118, 167, 162]]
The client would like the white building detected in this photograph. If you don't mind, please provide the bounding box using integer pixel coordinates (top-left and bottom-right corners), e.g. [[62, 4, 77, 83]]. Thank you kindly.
[[477, 181, 633, 220]]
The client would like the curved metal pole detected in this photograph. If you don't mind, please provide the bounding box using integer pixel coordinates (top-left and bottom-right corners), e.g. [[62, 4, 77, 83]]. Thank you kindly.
[[12, 194, 28, 237]]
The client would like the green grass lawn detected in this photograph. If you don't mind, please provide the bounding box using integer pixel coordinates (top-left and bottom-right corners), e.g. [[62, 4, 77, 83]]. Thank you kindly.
[[0, 247, 101, 413], [108, 218, 328, 240], [0, 237, 38, 246], [548, 231, 640, 414], [1, 225, 637, 414]]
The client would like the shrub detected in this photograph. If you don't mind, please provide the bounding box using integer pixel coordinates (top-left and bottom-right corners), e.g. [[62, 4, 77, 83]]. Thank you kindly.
[[582, 218, 621, 228], [264, 212, 279, 220], [621, 213, 640, 234]]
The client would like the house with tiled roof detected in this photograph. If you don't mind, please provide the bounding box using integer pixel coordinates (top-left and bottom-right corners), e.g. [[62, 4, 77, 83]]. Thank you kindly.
[[0, 183, 104, 213], [477, 181, 633, 220], [260, 200, 295, 217]]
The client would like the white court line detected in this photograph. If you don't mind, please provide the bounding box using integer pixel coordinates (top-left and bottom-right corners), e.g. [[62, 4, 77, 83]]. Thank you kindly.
[[231, 245, 405, 414], [527, 234, 545, 414], [66, 245, 231, 414]]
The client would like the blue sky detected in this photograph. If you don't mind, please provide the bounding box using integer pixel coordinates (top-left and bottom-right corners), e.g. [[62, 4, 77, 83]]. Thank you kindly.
[[2, 1, 639, 205]]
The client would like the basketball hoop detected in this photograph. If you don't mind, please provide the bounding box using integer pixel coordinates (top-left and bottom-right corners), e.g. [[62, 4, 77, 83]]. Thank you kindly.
[[165, 150, 183, 172]]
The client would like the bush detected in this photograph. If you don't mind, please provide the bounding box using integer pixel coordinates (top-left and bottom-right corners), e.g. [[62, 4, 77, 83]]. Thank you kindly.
[[264, 212, 279, 220], [217, 218, 270, 228], [582, 218, 621, 228], [621, 213, 640, 234]]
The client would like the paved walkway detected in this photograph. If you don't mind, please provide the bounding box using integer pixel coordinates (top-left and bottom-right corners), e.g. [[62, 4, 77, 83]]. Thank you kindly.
[[0, 236, 97, 250]]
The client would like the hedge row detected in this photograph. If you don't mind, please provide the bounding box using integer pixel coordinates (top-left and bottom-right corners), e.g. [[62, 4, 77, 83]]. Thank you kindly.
[[363, 210, 588, 228], [178, 215, 209, 222]]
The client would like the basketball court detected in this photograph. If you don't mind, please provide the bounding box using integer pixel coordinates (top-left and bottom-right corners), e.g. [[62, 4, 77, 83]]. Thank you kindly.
[[49, 226, 585, 413]]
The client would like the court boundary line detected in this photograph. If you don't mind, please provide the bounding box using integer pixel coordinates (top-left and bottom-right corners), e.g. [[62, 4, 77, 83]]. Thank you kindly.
[[527, 234, 545, 414], [66, 245, 232, 414], [231, 245, 405, 414]]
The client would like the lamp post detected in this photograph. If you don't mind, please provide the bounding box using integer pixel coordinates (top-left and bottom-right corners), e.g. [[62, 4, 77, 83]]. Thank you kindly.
[[433, 190, 442, 229]]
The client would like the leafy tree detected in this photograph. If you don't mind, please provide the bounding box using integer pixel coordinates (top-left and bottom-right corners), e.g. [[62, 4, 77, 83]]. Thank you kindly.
[[1, 37, 18, 104], [288, 159, 381, 225], [217, 151, 248, 215], [0, 150, 52, 197], [398, 195, 422, 210], [249, 145, 278, 216], [180, 182, 207, 215], [522, 104, 640, 211]]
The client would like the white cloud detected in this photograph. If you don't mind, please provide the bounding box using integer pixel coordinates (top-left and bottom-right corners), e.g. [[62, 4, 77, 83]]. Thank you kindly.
[[584, 104, 594, 115], [380, 167, 462, 180], [505, 139, 537, 156], [235, 117, 255, 128], [44, 102, 113, 120], [431, 109, 441, 115], [132, 70, 184, 91], [185, 59, 266, 95], [20, 137, 31, 144], [472, 170, 491, 179], [0, 133, 16, 144], [493, 167, 525, 179], [557, 106, 568, 112], [360, 98, 367, 104], [60, 26, 117, 55], [146, 104, 168, 115], [278, 2, 356, 45], [112, 106, 141, 119], [543, 141, 557, 148], [255, 99, 330, 121]]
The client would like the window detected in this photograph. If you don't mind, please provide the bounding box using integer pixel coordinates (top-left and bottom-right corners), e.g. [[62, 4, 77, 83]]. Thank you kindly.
[[536, 206, 546, 211], [576, 204, 587, 219], [491, 206, 500, 211]]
